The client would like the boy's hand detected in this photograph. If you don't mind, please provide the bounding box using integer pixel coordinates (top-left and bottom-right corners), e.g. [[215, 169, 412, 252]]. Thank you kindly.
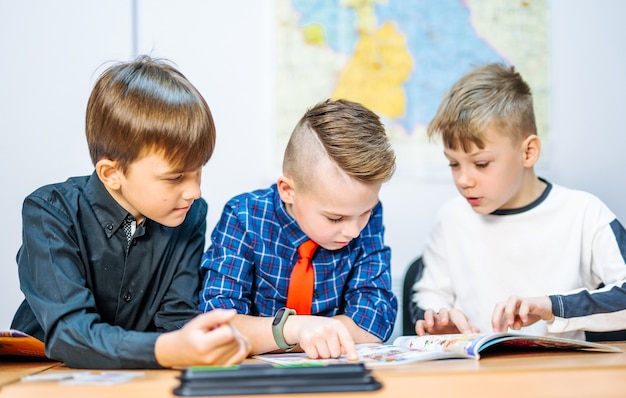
[[284, 316, 358, 360], [491, 296, 554, 332], [415, 308, 480, 335], [155, 309, 251, 368]]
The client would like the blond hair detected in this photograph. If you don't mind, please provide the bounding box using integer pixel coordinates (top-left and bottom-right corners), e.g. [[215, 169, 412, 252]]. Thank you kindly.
[[283, 99, 395, 190], [427, 63, 537, 151], [86, 55, 215, 173]]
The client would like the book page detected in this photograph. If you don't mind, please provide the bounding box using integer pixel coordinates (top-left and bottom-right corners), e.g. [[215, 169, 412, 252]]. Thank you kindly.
[[354, 343, 461, 367], [393, 334, 483, 358], [393, 332, 623, 359], [0, 330, 46, 358], [254, 343, 461, 368]]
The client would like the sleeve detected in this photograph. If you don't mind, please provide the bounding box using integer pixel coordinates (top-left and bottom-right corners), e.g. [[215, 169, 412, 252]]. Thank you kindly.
[[411, 210, 456, 318], [549, 282, 626, 333], [199, 200, 255, 313], [17, 195, 160, 369], [153, 199, 207, 331], [548, 218, 626, 333], [342, 202, 398, 342]]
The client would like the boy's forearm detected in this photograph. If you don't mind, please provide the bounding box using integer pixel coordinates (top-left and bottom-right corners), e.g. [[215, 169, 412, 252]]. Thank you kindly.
[[155, 330, 179, 368], [231, 312, 380, 356], [334, 314, 381, 343], [232, 314, 279, 355]]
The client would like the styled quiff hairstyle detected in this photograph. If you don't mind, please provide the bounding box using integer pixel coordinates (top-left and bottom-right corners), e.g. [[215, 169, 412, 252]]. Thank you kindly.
[[283, 99, 396, 191], [86, 55, 216, 173], [427, 63, 537, 152]]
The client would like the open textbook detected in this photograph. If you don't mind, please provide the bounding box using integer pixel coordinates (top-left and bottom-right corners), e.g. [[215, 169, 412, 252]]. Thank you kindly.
[[0, 330, 46, 358], [254, 332, 622, 368]]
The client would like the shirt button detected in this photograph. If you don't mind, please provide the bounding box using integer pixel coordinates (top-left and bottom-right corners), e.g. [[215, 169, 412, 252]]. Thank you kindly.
[[106, 224, 113, 231], [123, 292, 132, 302]]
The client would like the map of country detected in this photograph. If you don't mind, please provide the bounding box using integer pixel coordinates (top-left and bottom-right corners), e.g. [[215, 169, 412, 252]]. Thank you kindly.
[[276, 0, 547, 166]]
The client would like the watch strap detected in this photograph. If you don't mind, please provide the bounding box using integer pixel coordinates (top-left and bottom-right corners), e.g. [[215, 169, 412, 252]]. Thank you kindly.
[[272, 307, 297, 351]]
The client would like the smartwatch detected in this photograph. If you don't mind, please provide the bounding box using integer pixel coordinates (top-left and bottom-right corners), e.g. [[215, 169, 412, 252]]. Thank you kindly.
[[272, 307, 297, 351]]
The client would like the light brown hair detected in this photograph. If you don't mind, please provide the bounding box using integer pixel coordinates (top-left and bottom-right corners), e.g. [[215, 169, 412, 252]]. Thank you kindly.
[[283, 98, 396, 191], [427, 63, 537, 152], [86, 55, 216, 173]]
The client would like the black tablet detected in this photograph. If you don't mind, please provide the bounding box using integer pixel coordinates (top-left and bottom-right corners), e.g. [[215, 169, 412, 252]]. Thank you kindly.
[[173, 362, 382, 396]]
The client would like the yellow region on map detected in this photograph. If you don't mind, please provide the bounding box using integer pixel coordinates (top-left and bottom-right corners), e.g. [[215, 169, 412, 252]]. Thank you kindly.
[[301, 23, 325, 46], [332, 20, 413, 118]]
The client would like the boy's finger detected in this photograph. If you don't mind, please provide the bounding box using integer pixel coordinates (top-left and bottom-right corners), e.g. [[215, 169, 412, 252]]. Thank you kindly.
[[450, 313, 473, 334], [337, 329, 357, 360], [195, 308, 237, 329], [491, 302, 506, 332], [438, 308, 450, 324], [504, 296, 521, 327]]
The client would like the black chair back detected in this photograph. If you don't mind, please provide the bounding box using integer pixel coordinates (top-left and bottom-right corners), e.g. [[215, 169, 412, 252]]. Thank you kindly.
[[401, 257, 424, 336]]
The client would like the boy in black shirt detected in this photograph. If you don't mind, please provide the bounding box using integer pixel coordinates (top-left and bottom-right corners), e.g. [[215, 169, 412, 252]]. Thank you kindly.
[[11, 56, 250, 368]]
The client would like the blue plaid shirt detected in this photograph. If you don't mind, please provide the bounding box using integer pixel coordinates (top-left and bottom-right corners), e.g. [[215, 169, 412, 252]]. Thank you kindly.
[[200, 184, 397, 341]]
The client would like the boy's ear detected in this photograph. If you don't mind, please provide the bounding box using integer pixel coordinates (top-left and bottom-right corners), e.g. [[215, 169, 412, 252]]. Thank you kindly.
[[277, 175, 296, 204], [95, 159, 123, 191], [522, 134, 541, 167]]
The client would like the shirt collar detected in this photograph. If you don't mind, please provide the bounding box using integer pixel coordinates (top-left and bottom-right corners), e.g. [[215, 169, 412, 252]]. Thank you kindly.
[[84, 171, 147, 239], [271, 184, 310, 248], [491, 177, 552, 216]]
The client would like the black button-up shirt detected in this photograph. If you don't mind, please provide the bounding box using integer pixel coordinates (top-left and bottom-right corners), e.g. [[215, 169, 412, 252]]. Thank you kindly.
[[11, 172, 207, 368]]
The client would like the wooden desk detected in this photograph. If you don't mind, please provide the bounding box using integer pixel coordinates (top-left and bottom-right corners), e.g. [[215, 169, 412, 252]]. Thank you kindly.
[[0, 360, 60, 387], [2, 343, 625, 398]]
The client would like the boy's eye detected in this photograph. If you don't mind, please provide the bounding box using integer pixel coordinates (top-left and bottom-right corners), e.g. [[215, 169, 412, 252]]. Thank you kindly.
[[167, 175, 184, 182], [448, 162, 459, 168], [475, 162, 490, 168], [327, 217, 343, 223]]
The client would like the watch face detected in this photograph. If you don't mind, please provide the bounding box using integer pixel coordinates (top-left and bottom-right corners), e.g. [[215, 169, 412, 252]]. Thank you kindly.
[[272, 308, 285, 326]]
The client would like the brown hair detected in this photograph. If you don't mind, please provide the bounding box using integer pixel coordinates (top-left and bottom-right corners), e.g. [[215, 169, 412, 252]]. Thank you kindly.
[[427, 63, 537, 152], [283, 99, 395, 190], [85, 55, 216, 173]]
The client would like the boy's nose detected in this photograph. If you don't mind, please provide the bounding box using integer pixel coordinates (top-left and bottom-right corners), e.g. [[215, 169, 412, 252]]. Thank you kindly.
[[456, 169, 475, 189], [183, 182, 202, 200], [341, 221, 361, 240]]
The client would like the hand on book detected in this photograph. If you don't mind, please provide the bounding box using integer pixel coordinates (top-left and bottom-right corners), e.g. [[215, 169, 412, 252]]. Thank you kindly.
[[415, 308, 480, 336], [283, 315, 358, 361], [491, 295, 554, 332]]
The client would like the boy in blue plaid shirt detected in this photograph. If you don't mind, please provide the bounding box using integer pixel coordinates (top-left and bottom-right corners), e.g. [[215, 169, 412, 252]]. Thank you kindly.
[[200, 99, 397, 359]]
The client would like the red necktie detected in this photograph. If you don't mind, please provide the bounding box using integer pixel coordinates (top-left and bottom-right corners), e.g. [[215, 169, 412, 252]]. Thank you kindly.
[[286, 240, 319, 315]]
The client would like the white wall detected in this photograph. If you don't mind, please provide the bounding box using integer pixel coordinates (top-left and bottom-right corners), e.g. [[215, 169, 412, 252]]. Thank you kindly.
[[547, 1, 626, 215], [0, 0, 133, 328], [1, 1, 625, 343]]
